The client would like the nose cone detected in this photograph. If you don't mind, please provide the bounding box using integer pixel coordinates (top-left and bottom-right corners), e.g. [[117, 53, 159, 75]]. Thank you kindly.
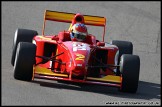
[[71, 49, 90, 76], [72, 60, 87, 76], [63, 41, 91, 76]]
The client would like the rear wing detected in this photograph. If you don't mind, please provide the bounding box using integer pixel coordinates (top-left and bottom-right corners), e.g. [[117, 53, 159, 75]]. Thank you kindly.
[[42, 10, 106, 41]]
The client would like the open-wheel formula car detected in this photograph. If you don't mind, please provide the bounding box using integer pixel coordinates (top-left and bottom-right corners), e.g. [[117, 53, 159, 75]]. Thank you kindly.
[[11, 10, 140, 93]]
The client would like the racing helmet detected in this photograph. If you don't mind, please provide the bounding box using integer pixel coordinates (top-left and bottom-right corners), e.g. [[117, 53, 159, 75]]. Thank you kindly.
[[70, 23, 88, 41]]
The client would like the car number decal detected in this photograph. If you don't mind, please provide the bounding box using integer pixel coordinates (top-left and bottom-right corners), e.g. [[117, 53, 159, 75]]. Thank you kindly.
[[75, 54, 85, 60]]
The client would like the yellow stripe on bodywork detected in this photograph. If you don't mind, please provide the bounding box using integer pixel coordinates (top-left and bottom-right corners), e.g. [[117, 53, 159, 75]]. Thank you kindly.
[[45, 10, 73, 22], [87, 75, 121, 83], [37, 36, 57, 43], [39, 36, 53, 41], [45, 10, 106, 26], [34, 66, 68, 77]]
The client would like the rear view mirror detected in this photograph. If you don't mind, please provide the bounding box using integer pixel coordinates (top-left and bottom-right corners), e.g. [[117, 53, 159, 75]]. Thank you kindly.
[[97, 42, 105, 46]]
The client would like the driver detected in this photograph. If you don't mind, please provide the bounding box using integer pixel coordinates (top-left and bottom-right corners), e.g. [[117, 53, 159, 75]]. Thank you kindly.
[[69, 23, 88, 42]]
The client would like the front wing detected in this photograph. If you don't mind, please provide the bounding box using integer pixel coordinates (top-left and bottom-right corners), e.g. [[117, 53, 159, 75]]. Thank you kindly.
[[33, 65, 122, 88]]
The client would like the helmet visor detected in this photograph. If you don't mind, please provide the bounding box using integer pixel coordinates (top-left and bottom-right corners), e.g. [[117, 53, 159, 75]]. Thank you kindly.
[[72, 32, 86, 41]]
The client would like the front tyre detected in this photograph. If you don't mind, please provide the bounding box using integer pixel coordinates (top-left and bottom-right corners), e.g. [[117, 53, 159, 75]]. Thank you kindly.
[[14, 42, 36, 81], [119, 54, 140, 93]]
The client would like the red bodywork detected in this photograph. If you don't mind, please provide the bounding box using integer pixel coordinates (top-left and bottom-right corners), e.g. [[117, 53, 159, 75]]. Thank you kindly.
[[34, 34, 118, 76], [32, 10, 121, 88]]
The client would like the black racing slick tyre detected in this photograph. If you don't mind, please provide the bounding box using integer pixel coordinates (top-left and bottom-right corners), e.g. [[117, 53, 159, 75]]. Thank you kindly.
[[119, 54, 140, 93], [14, 42, 36, 81], [11, 28, 38, 66], [110, 40, 133, 60], [110, 40, 133, 75]]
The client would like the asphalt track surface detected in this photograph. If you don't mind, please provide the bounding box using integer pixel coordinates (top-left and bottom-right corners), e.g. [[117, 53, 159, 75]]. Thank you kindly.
[[2, 1, 161, 106]]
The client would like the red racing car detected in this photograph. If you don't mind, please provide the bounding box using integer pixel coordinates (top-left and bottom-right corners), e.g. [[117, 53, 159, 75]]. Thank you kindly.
[[11, 10, 140, 93]]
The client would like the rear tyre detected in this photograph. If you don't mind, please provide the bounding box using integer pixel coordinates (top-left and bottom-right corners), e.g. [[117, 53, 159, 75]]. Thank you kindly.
[[11, 28, 38, 66], [119, 54, 140, 93], [110, 40, 133, 75], [14, 42, 36, 81], [110, 40, 133, 60]]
